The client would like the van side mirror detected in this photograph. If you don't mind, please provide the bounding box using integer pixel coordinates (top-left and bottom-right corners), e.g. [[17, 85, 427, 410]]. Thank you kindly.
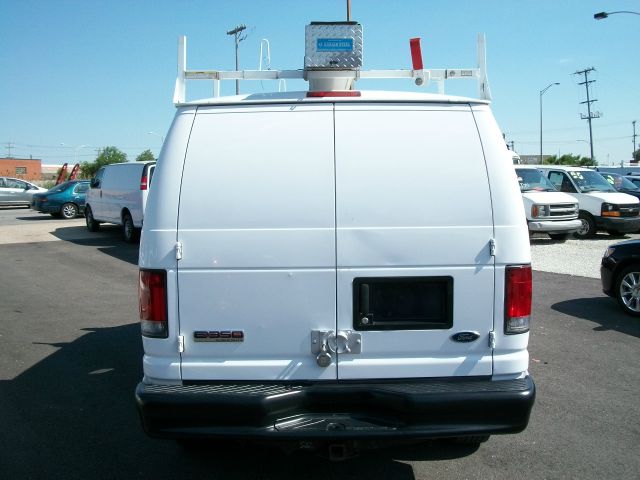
[[90, 178, 100, 188]]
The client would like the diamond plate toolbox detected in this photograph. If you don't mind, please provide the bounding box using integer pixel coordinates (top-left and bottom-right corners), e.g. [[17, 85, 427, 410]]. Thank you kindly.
[[304, 22, 363, 70]]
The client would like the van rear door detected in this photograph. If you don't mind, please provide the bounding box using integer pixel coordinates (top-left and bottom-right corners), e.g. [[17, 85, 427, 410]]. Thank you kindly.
[[176, 104, 338, 381], [334, 104, 495, 379]]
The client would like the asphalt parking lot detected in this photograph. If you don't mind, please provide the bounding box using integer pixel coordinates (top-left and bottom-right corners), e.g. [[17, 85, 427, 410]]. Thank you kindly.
[[0, 207, 639, 480]]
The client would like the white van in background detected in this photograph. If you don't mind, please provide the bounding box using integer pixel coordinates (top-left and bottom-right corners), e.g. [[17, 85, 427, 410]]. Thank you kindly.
[[515, 165, 581, 241], [85, 161, 155, 242], [135, 23, 535, 457], [539, 166, 640, 238]]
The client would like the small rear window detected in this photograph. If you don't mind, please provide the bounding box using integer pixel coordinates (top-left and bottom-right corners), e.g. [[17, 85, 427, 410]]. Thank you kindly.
[[353, 277, 453, 331]]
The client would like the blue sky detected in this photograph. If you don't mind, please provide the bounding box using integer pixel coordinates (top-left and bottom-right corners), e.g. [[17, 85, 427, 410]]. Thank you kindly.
[[1, 0, 638, 165]]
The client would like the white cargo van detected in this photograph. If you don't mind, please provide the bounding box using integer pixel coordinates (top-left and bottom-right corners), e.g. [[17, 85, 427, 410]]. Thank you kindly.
[[85, 161, 155, 242], [539, 166, 640, 238], [136, 23, 535, 456], [515, 165, 581, 241]]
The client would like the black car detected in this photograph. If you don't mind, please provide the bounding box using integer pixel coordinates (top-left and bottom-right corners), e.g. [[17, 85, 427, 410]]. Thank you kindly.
[[601, 239, 640, 316], [624, 174, 640, 189]]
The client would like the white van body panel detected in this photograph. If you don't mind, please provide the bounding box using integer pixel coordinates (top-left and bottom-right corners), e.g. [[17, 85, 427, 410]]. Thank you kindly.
[[86, 162, 155, 227], [333, 104, 494, 379], [139, 98, 536, 384], [471, 108, 530, 264], [139, 108, 196, 267], [176, 104, 337, 380], [471, 108, 531, 376], [139, 110, 196, 382]]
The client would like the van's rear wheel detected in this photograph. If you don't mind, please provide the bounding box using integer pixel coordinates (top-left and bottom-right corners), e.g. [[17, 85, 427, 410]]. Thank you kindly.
[[122, 212, 139, 243], [574, 212, 596, 239], [85, 206, 100, 232]]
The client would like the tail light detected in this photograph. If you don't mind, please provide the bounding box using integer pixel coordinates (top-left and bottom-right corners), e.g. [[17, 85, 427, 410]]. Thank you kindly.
[[140, 175, 148, 190], [139, 269, 168, 338], [504, 265, 532, 334]]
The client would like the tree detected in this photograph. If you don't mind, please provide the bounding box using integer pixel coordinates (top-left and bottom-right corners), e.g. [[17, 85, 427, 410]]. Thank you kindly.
[[80, 146, 127, 178], [136, 149, 155, 162], [542, 153, 596, 167], [634, 149, 640, 164]]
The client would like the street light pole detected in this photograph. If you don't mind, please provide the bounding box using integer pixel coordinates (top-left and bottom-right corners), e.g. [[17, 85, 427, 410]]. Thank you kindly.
[[227, 24, 247, 95], [539, 83, 560, 164], [74, 145, 87, 164]]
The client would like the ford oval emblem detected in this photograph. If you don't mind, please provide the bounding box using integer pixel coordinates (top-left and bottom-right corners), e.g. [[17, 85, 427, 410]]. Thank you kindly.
[[451, 331, 480, 343]]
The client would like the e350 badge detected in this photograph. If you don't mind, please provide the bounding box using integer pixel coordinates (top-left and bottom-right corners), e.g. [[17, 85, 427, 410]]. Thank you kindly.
[[194, 331, 244, 342]]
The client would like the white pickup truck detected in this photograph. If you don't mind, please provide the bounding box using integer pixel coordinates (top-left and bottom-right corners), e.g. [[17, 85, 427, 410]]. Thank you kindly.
[[515, 165, 581, 241]]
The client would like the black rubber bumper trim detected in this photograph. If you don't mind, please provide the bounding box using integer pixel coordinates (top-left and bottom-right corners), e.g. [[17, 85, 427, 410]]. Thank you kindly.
[[597, 216, 640, 232], [136, 376, 535, 440]]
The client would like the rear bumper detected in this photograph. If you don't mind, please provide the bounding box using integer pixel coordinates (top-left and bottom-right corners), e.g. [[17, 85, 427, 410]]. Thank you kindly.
[[600, 257, 616, 297], [596, 216, 640, 233], [32, 203, 58, 213], [136, 376, 535, 440]]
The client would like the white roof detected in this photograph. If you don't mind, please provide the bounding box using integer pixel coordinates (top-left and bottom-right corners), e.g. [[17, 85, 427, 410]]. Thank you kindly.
[[180, 90, 489, 107]]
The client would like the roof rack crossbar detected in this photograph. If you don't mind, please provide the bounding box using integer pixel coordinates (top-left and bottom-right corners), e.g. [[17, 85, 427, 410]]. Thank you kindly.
[[173, 34, 491, 105]]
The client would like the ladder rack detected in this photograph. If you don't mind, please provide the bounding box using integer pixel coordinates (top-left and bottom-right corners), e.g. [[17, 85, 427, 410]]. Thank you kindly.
[[173, 33, 491, 105]]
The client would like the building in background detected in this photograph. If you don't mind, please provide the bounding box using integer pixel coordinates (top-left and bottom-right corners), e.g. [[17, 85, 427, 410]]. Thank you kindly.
[[0, 157, 42, 181], [41, 164, 65, 180]]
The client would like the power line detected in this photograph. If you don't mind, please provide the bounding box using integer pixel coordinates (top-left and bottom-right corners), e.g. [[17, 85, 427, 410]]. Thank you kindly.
[[505, 120, 631, 136], [514, 135, 633, 145]]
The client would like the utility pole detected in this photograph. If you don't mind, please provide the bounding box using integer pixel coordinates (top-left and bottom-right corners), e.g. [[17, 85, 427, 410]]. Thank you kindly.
[[227, 24, 247, 95], [633, 120, 637, 161], [574, 67, 600, 162], [5, 142, 14, 158]]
